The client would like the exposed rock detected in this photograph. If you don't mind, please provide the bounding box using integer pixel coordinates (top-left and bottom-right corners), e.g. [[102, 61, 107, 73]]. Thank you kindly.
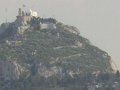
[[109, 59, 118, 72], [0, 60, 23, 81], [31, 63, 62, 78]]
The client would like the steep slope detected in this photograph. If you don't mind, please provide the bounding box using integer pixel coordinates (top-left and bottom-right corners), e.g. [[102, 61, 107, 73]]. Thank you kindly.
[[0, 20, 117, 82]]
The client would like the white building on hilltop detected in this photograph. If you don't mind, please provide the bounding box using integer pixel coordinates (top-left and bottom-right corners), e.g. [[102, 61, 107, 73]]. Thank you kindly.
[[15, 8, 38, 27], [40, 22, 57, 30], [30, 9, 38, 17]]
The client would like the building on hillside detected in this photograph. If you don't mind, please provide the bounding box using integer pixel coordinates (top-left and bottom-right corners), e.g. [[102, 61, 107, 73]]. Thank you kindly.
[[40, 22, 56, 30], [15, 8, 38, 27], [15, 8, 56, 30], [31, 17, 57, 30], [30, 9, 38, 17]]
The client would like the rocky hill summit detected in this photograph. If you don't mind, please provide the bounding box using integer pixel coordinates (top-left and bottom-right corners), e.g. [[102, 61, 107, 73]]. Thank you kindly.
[[0, 8, 118, 90]]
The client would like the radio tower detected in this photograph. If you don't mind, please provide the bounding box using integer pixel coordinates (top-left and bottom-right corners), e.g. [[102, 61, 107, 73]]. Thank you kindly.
[[5, 8, 7, 23]]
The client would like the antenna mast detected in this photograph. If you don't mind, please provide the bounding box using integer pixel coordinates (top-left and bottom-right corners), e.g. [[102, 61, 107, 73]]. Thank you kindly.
[[5, 8, 7, 23]]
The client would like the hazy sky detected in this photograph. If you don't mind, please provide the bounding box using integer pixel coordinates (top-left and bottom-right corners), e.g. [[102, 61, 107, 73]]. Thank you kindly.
[[0, 0, 120, 68]]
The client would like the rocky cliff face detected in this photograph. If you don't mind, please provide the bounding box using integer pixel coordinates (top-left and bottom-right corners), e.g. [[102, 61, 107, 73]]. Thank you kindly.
[[109, 59, 118, 72], [0, 17, 118, 82], [0, 60, 23, 81]]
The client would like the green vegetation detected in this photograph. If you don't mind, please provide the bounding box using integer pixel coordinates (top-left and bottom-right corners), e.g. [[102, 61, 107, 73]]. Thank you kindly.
[[0, 21, 117, 90], [0, 71, 120, 90]]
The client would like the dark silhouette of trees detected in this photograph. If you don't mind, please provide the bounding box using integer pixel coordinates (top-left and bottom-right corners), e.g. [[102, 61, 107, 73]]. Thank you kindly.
[[115, 70, 120, 82]]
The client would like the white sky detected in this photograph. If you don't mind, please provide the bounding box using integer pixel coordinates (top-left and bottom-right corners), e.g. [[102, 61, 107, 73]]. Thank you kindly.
[[0, 0, 120, 68]]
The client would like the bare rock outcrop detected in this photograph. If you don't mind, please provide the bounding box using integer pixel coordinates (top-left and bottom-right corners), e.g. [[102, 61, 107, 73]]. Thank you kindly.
[[0, 60, 23, 81]]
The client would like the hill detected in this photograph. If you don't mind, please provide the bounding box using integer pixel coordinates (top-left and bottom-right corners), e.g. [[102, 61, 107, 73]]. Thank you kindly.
[[0, 8, 118, 90]]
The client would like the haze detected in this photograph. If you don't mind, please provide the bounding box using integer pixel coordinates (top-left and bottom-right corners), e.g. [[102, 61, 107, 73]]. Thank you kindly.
[[0, 0, 120, 68]]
